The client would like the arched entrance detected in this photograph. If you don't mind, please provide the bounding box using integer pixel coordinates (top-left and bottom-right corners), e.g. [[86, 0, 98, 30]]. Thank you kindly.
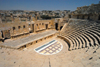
[[60, 26, 63, 30], [82, 15, 84, 19], [55, 23, 58, 30], [88, 16, 90, 20], [98, 15, 100, 20], [46, 24, 48, 29], [69, 15, 71, 18], [77, 15, 79, 19]]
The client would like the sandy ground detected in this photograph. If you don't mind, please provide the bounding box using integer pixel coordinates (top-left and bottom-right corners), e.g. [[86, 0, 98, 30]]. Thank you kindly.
[[0, 37, 100, 67]]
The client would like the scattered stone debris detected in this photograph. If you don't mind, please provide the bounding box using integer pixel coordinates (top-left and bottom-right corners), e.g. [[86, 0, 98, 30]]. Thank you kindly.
[[89, 57, 93, 60], [14, 62, 16, 64], [93, 51, 96, 53], [86, 50, 88, 52]]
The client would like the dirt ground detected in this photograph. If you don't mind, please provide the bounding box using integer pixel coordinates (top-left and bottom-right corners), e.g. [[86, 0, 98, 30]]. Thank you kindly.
[[0, 37, 100, 67]]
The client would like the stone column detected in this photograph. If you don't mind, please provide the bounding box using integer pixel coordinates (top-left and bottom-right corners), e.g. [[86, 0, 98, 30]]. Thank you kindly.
[[58, 19, 60, 31], [51, 19, 55, 30]]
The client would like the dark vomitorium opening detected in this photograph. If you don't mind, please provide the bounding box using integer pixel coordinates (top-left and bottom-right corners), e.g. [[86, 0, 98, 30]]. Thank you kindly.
[[60, 26, 63, 30], [55, 23, 58, 30], [98, 15, 100, 20]]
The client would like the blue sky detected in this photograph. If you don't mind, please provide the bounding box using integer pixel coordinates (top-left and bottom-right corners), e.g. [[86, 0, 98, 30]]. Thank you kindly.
[[0, 0, 99, 11]]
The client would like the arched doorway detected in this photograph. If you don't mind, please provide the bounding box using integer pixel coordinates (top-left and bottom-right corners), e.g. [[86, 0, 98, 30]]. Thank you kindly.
[[55, 23, 58, 30], [69, 15, 71, 18], [98, 15, 100, 20], [82, 15, 84, 19], [46, 24, 48, 29], [77, 15, 79, 19], [60, 26, 63, 30], [88, 16, 90, 20]]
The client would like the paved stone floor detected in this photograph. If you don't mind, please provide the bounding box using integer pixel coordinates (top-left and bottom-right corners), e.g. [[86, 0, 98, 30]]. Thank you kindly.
[[35, 40, 63, 55], [0, 37, 100, 67]]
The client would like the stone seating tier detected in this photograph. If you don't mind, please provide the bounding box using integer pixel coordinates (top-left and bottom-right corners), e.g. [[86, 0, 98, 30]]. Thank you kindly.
[[59, 20, 100, 51]]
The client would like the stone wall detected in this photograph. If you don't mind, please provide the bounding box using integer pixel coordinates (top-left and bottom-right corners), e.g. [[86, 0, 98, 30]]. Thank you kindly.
[[0, 18, 56, 41]]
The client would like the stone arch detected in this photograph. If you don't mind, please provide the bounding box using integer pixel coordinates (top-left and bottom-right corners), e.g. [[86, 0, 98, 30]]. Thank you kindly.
[[69, 15, 71, 18], [60, 26, 63, 30], [98, 15, 100, 20], [45, 24, 48, 29], [82, 15, 84, 19], [77, 15, 79, 19], [55, 23, 58, 30], [88, 16, 90, 20]]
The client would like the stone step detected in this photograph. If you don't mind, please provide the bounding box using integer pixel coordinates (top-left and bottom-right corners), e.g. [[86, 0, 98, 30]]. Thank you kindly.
[[68, 35, 82, 49], [86, 31, 99, 46], [89, 30, 100, 42], [82, 33, 94, 47], [69, 36, 79, 49], [57, 35, 74, 51], [66, 36, 75, 50]]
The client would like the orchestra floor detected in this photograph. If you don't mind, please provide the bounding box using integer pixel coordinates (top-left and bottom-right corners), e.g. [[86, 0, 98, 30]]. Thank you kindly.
[[0, 37, 100, 67]]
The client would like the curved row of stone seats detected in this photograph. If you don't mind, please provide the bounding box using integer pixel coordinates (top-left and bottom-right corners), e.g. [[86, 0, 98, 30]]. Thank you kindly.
[[66, 37, 74, 49], [84, 32, 97, 46], [63, 23, 99, 38], [58, 36, 74, 50], [64, 23, 99, 34], [64, 25, 100, 39], [61, 33, 85, 50], [71, 35, 82, 49], [68, 36, 78, 49], [62, 22, 88, 33], [65, 34, 91, 48], [72, 32, 90, 47], [62, 25, 97, 46], [69, 35, 81, 49], [68, 34, 86, 49], [61, 20, 93, 48], [86, 31, 99, 45], [76, 26, 99, 46], [73, 30, 98, 46], [65, 29, 99, 49], [61, 21, 97, 36], [70, 26, 100, 45], [89, 30, 100, 43], [88, 29, 100, 41], [66, 32, 87, 49], [77, 35, 86, 48], [82, 34, 93, 46], [61, 21, 85, 33], [62, 36, 75, 50], [64, 22, 96, 35], [60, 20, 100, 51]]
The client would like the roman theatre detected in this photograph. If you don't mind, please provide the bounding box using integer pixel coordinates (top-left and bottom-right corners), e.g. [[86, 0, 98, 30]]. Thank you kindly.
[[0, 3, 100, 67]]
